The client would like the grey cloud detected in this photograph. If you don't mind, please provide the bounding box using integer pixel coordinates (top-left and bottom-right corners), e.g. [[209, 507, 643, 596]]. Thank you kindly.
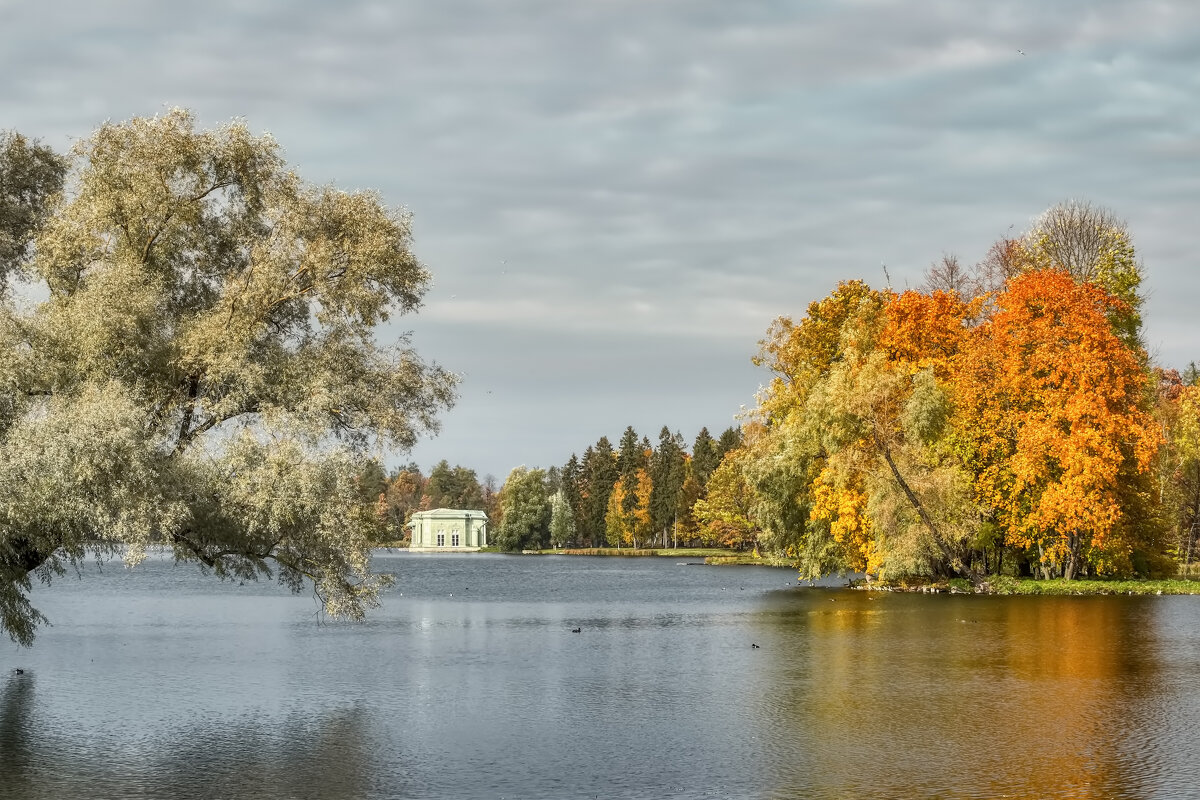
[[1, 0, 1197, 475], [402, 321, 762, 478]]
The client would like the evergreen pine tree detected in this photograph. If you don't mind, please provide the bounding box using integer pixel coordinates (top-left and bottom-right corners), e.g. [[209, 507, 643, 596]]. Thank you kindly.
[[561, 454, 585, 543], [692, 427, 720, 489], [650, 427, 687, 545], [583, 437, 618, 547], [425, 460, 455, 508], [617, 426, 644, 515], [716, 426, 743, 460], [616, 426, 641, 475]]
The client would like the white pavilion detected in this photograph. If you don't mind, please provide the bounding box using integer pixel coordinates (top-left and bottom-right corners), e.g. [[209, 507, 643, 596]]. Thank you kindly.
[[407, 508, 489, 552]]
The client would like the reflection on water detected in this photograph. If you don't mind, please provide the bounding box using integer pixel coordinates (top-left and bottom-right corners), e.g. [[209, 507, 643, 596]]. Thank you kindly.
[[754, 592, 1196, 800], [1, 671, 375, 800], [1, 672, 36, 799], [3, 554, 1199, 799]]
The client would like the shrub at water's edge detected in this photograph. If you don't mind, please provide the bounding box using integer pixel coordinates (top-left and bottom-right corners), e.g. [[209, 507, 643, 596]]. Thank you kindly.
[[856, 576, 1200, 595]]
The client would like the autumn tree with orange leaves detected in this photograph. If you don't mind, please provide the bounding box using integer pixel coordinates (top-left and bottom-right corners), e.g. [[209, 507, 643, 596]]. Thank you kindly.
[[953, 270, 1161, 579], [739, 202, 1176, 582]]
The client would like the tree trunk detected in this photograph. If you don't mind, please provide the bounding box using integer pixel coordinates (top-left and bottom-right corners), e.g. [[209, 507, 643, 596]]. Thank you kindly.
[[877, 437, 970, 579], [1187, 464, 1200, 569], [1036, 541, 1052, 580], [1063, 533, 1079, 581], [1, 538, 52, 578]]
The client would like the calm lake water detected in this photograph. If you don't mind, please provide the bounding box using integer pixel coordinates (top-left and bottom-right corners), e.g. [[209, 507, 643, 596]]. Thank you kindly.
[[3, 552, 1200, 800]]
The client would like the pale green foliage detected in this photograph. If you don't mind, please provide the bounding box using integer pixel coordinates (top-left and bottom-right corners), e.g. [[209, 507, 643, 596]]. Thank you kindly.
[[548, 488, 576, 548], [862, 447, 979, 579], [791, 522, 842, 585], [0, 111, 455, 644], [1025, 202, 1138, 292], [0, 383, 179, 645], [20, 109, 452, 452], [191, 433, 391, 619], [805, 322, 979, 578], [1172, 388, 1200, 563], [738, 425, 812, 556], [497, 467, 549, 552], [901, 368, 951, 446], [0, 383, 181, 554], [0, 130, 67, 282]]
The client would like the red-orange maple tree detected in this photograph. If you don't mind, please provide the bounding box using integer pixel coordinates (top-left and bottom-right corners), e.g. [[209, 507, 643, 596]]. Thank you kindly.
[[953, 270, 1159, 578]]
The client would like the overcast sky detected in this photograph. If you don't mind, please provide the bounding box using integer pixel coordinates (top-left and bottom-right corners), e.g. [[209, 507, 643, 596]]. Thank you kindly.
[[3, 0, 1198, 480]]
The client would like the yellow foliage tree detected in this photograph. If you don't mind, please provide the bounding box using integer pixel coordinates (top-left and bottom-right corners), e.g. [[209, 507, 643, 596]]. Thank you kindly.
[[692, 451, 758, 550], [810, 467, 878, 575]]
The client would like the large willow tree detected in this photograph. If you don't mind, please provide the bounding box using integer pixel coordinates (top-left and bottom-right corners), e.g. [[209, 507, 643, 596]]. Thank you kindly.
[[0, 111, 456, 644]]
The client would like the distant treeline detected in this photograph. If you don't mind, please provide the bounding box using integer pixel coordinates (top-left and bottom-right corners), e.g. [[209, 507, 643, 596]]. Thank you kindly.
[[371, 460, 500, 539], [378, 202, 1200, 584], [373, 425, 745, 552]]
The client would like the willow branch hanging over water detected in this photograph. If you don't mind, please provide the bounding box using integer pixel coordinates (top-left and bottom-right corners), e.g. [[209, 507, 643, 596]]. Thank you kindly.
[[0, 110, 457, 645]]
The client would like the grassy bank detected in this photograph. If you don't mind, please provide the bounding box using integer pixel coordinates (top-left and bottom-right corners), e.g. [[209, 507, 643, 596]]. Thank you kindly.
[[861, 576, 1200, 595], [703, 553, 795, 567], [376, 544, 775, 560], [552, 547, 740, 559]]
